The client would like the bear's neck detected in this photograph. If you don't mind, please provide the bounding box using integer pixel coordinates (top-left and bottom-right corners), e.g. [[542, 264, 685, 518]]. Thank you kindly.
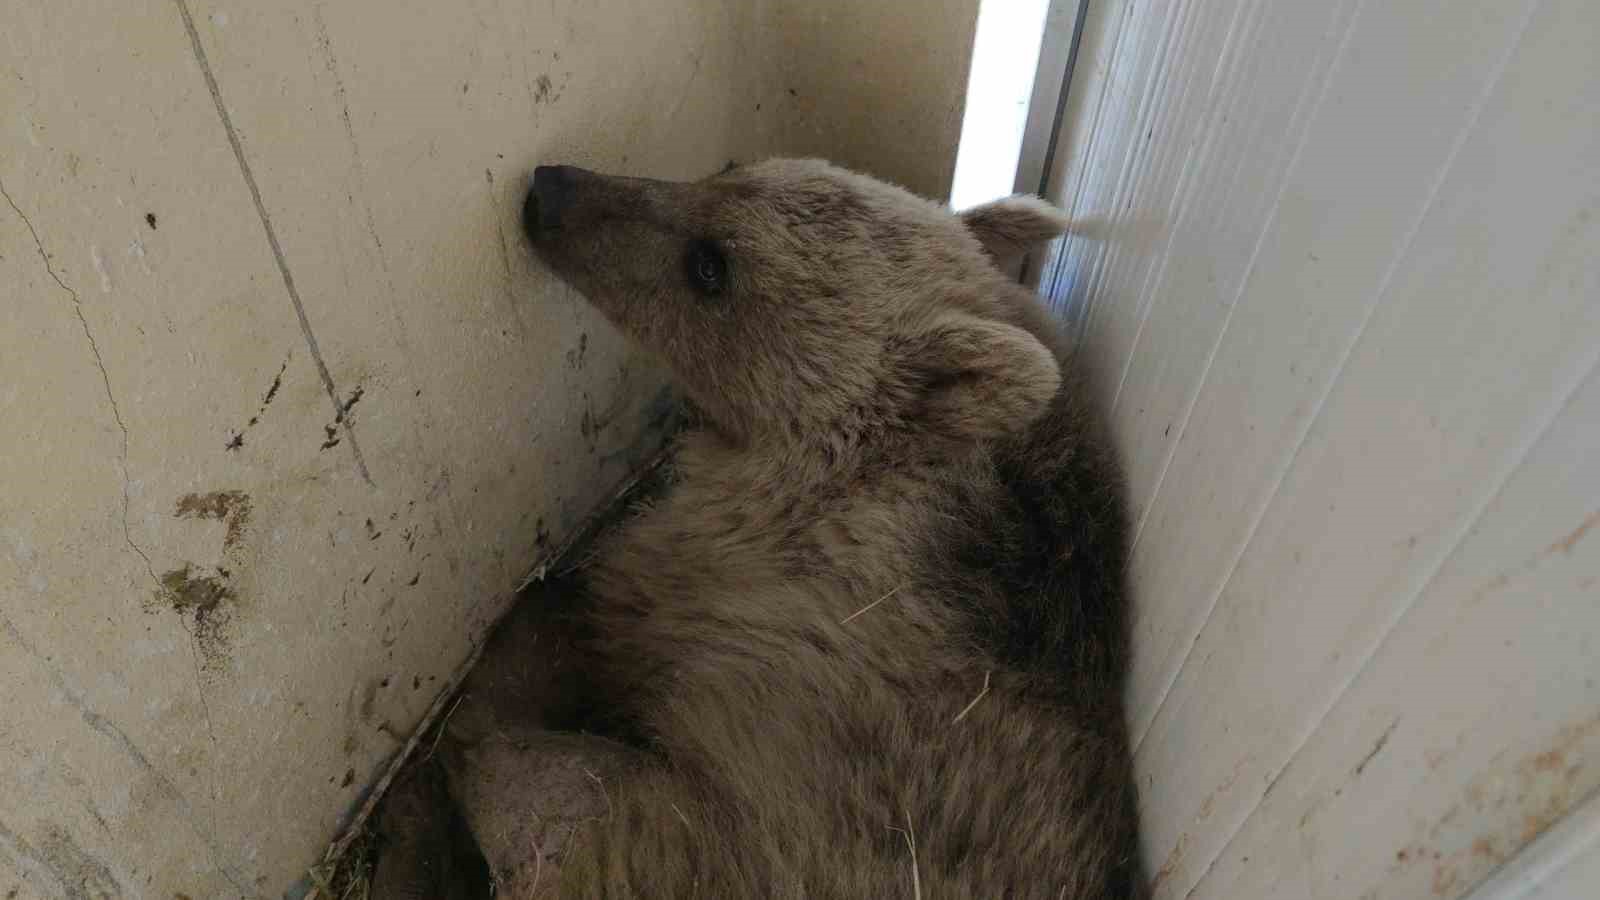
[[630, 425, 980, 595]]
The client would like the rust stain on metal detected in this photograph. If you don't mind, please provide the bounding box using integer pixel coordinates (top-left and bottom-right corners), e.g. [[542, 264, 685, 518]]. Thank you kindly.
[[1386, 712, 1600, 896], [1150, 832, 1187, 892], [1198, 755, 1253, 821], [1547, 509, 1600, 556]]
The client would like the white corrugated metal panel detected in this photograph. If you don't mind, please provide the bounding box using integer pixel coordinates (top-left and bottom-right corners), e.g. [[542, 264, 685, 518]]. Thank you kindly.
[[1038, 0, 1600, 898]]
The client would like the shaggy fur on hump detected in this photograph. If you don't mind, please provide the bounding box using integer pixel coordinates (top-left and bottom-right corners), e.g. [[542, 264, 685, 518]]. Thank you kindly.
[[510, 159, 1145, 899]]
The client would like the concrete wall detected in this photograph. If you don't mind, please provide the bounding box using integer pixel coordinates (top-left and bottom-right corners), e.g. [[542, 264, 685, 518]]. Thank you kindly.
[[0, 1, 978, 896], [1038, 1, 1600, 898]]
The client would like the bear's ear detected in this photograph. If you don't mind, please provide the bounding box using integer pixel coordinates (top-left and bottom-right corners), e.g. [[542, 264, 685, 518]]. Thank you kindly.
[[959, 195, 1073, 267], [903, 313, 1061, 438]]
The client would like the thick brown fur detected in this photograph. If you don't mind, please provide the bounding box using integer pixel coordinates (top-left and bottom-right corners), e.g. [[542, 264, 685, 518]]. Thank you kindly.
[[512, 159, 1144, 898]]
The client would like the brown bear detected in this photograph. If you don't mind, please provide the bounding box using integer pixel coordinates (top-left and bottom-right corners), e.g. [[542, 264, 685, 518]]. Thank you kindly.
[[424, 158, 1144, 899]]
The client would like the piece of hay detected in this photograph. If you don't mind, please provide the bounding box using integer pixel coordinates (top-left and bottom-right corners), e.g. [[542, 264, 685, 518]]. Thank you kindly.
[[888, 809, 922, 900], [670, 803, 693, 829], [424, 695, 466, 762], [952, 671, 992, 724], [582, 768, 614, 822], [839, 585, 902, 625], [305, 821, 378, 900]]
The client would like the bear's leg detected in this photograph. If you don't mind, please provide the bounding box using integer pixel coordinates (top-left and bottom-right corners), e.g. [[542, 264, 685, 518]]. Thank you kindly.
[[368, 759, 491, 900], [441, 726, 643, 897]]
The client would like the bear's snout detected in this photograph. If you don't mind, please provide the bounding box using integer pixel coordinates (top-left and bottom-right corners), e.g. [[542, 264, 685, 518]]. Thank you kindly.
[[523, 165, 587, 239]]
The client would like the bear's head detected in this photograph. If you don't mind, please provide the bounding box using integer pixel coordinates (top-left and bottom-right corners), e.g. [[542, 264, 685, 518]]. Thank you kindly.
[[523, 159, 1072, 452]]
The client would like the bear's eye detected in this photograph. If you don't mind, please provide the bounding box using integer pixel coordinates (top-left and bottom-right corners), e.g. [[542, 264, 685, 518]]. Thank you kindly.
[[685, 240, 728, 296]]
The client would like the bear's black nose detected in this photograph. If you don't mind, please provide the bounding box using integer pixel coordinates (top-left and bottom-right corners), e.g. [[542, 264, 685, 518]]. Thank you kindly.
[[524, 165, 586, 238]]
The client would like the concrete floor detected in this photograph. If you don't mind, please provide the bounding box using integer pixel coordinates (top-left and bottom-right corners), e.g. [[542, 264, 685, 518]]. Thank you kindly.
[[0, 1, 977, 896]]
